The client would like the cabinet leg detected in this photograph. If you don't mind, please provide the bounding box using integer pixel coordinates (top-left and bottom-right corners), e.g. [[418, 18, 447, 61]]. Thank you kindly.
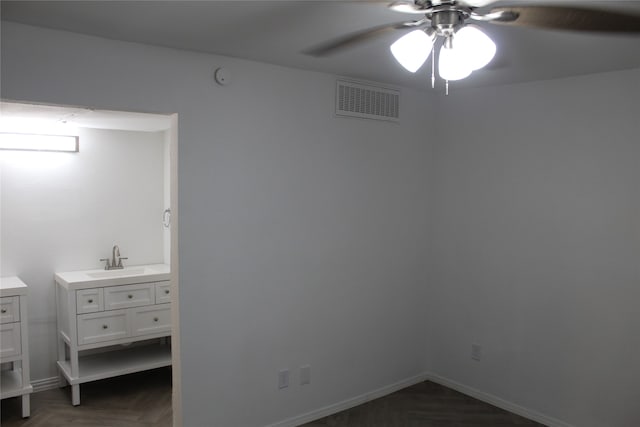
[[71, 384, 80, 406], [21, 394, 30, 418]]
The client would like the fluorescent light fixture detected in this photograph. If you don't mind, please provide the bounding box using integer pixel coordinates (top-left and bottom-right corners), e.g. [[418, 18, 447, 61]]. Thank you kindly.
[[0, 133, 79, 152], [390, 29, 435, 73], [454, 26, 496, 71], [439, 45, 472, 81]]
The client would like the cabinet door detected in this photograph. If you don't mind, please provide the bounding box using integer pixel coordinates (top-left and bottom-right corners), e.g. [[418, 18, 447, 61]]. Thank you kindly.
[[77, 310, 129, 345], [0, 297, 20, 324], [131, 304, 171, 337], [0, 322, 21, 359], [104, 283, 154, 310]]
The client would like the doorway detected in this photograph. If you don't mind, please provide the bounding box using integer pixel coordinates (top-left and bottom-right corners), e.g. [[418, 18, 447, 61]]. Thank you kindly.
[[0, 101, 181, 424]]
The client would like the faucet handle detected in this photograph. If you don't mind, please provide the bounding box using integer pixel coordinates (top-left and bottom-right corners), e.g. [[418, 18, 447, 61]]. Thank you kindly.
[[117, 257, 128, 268], [99, 258, 111, 270]]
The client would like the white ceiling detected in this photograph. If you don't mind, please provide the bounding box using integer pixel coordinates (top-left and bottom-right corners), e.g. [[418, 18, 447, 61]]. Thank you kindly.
[[2, 1, 640, 90]]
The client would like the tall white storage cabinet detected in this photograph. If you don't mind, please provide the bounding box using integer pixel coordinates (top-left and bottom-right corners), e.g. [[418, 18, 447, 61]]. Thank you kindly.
[[55, 264, 171, 405], [0, 276, 32, 418]]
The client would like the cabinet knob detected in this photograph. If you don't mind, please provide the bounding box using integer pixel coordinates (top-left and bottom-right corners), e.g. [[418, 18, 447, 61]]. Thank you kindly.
[[153, 317, 159, 322], [102, 324, 108, 329], [88, 299, 94, 304], [164, 289, 170, 295], [1, 309, 6, 314], [128, 294, 133, 299]]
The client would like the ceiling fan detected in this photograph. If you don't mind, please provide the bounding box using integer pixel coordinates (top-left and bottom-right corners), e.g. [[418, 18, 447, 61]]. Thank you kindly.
[[306, 1, 640, 92]]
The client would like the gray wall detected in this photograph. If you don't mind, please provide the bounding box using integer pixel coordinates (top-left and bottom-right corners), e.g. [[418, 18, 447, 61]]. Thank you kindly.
[[429, 69, 640, 427], [1, 23, 433, 426]]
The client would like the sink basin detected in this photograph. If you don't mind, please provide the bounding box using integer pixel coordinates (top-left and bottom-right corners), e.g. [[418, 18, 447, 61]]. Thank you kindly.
[[87, 267, 147, 279], [55, 263, 170, 290]]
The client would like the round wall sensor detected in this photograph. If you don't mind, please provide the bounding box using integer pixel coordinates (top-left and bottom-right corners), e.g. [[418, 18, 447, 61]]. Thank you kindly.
[[214, 67, 231, 86]]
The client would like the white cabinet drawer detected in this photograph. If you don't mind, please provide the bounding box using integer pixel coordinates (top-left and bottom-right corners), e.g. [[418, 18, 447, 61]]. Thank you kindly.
[[0, 296, 19, 324], [76, 288, 104, 314], [131, 304, 171, 337], [77, 310, 128, 345], [0, 322, 21, 359], [155, 282, 171, 304], [104, 283, 154, 310]]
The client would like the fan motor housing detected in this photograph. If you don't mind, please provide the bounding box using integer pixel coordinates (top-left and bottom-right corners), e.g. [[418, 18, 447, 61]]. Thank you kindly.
[[431, 9, 468, 36]]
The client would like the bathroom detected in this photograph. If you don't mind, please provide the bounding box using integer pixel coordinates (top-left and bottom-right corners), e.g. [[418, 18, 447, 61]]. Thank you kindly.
[[0, 102, 176, 401]]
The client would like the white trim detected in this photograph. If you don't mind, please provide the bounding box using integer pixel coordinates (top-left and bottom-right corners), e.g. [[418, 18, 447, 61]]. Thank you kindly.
[[168, 113, 182, 427], [31, 377, 59, 393], [265, 373, 429, 427], [425, 373, 574, 427]]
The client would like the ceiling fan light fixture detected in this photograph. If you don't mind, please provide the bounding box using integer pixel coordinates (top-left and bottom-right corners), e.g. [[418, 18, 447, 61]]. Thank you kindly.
[[454, 26, 496, 71], [438, 44, 472, 81], [390, 29, 435, 73]]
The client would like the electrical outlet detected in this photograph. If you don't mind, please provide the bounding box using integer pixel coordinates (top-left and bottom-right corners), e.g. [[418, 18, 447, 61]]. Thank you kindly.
[[471, 344, 482, 361], [278, 369, 289, 389], [300, 365, 311, 385]]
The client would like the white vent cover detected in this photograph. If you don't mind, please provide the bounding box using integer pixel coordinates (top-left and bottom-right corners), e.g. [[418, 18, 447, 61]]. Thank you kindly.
[[335, 80, 400, 122]]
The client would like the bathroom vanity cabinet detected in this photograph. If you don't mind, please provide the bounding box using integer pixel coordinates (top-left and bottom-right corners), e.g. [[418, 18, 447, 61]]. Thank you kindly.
[[0, 276, 32, 418], [55, 264, 171, 405]]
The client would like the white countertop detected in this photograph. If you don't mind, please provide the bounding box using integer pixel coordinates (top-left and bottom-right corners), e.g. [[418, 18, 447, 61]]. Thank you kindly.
[[0, 276, 28, 297], [55, 264, 170, 290]]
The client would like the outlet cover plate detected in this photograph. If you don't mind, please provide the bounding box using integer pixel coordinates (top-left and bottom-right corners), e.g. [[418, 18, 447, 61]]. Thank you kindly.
[[471, 344, 482, 361], [278, 369, 289, 389], [300, 365, 311, 385]]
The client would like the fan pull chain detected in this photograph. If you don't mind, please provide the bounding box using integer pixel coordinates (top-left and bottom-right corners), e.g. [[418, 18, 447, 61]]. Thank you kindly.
[[431, 45, 435, 89], [445, 80, 449, 96]]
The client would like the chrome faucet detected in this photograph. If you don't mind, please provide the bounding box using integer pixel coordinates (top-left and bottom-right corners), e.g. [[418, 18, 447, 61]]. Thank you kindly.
[[100, 245, 128, 270], [112, 245, 121, 268]]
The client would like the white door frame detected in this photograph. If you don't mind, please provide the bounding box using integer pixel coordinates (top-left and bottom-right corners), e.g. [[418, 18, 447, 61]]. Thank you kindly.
[[168, 113, 182, 426]]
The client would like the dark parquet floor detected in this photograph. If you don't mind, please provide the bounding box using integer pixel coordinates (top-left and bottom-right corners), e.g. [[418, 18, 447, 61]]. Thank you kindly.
[[1, 368, 172, 427], [2, 369, 543, 427], [302, 381, 544, 427]]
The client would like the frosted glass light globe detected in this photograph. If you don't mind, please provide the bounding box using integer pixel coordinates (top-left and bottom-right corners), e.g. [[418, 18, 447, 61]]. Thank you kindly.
[[454, 26, 496, 71], [438, 45, 472, 81], [390, 29, 435, 73]]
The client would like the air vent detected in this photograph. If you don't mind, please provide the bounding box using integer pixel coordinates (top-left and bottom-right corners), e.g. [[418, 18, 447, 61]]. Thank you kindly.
[[335, 80, 400, 122]]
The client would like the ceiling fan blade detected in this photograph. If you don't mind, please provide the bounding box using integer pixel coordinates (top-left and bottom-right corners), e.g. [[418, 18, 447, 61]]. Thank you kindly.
[[388, 1, 429, 14], [304, 21, 424, 57], [488, 6, 640, 32], [470, 10, 519, 23]]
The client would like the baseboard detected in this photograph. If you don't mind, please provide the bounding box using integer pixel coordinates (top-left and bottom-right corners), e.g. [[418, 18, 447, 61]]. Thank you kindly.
[[265, 372, 430, 427], [31, 376, 60, 393], [425, 372, 574, 427]]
